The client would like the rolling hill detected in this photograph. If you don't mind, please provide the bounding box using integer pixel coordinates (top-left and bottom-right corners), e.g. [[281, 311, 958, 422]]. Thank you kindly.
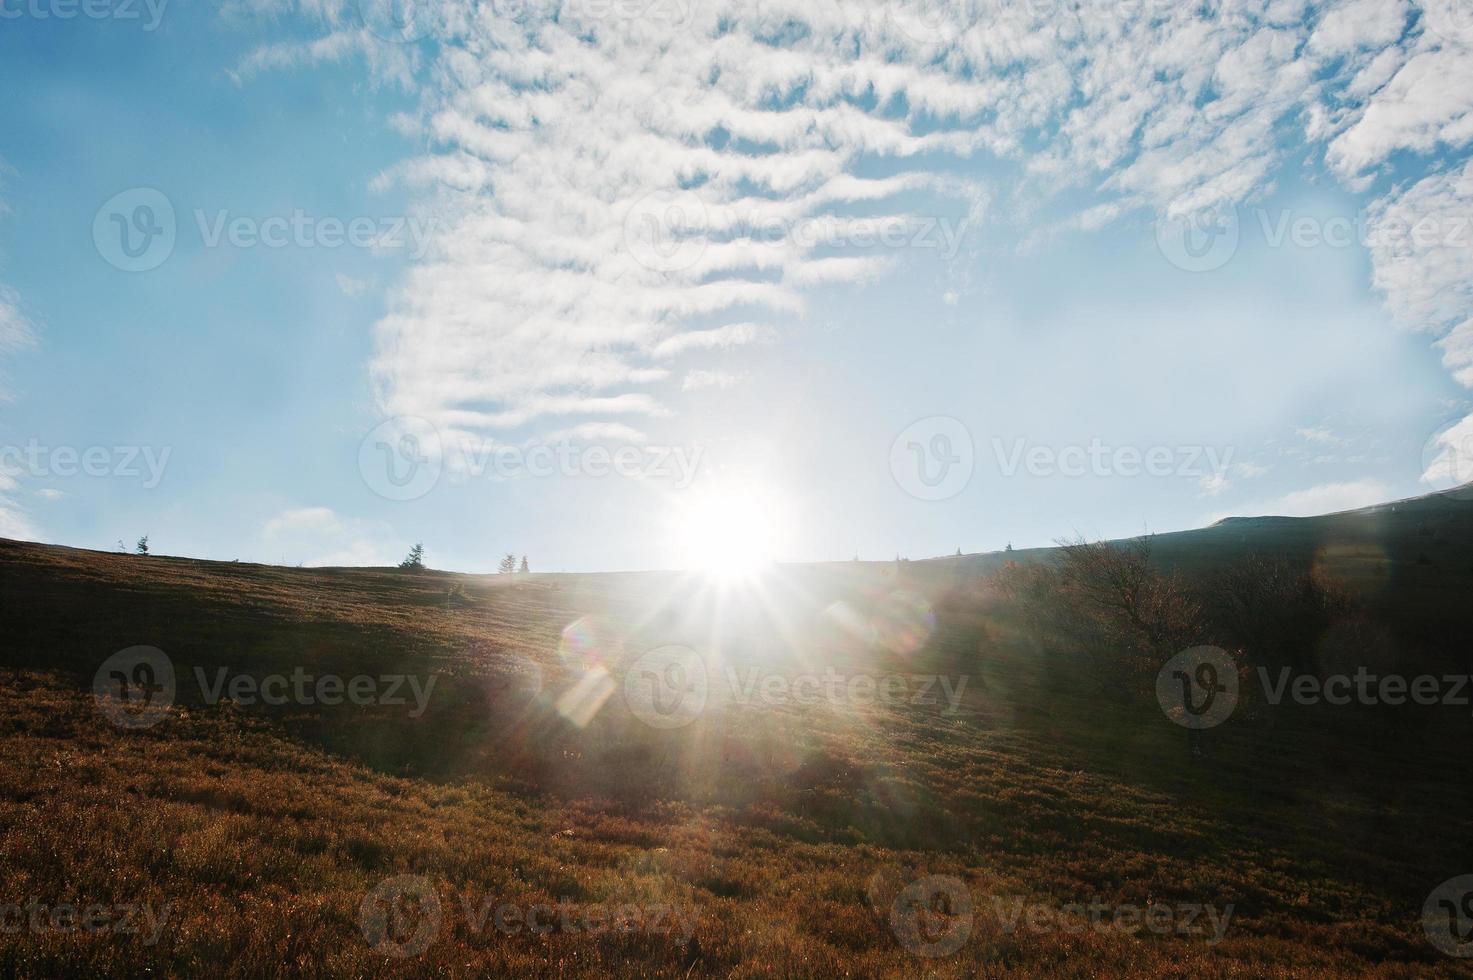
[[2, 490, 1472, 976]]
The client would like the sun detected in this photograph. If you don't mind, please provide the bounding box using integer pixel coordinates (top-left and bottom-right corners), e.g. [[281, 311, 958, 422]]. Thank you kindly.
[[670, 484, 787, 579]]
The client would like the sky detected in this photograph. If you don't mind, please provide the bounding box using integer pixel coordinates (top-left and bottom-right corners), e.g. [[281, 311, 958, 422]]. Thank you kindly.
[[2, 0, 1473, 572]]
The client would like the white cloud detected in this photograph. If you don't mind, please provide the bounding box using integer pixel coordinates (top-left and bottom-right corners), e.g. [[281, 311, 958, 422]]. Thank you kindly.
[[34, 488, 64, 500], [0, 186, 36, 536], [1198, 471, 1230, 497], [259, 505, 400, 566], [651, 322, 777, 358], [1365, 159, 1473, 342], [1309, 0, 1409, 57], [0, 499, 36, 540], [231, 0, 1473, 455], [262, 505, 343, 537], [1437, 319, 1473, 387], [682, 369, 744, 391], [1296, 425, 1345, 445], [544, 421, 647, 442], [0, 285, 34, 356], [1227, 477, 1392, 519], [1328, 44, 1473, 179], [1422, 413, 1473, 491]]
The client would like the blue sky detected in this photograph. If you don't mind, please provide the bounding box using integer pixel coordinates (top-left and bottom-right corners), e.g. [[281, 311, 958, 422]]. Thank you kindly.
[[2, 0, 1472, 572]]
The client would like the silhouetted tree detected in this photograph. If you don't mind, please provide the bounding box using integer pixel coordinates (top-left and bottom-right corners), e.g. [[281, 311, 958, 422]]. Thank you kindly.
[[1196, 555, 1354, 672], [135, 536, 149, 556], [518, 556, 529, 573], [498, 553, 517, 574], [1055, 536, 1202, 666], [399, 543, 425, 571]]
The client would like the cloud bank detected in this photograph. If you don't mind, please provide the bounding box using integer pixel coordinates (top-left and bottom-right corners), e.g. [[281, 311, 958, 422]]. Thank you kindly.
[[238, 0, 1473, 489]]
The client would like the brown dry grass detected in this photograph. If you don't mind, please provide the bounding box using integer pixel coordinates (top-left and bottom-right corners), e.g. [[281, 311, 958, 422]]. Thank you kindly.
[[1, 535, 1471, 977]]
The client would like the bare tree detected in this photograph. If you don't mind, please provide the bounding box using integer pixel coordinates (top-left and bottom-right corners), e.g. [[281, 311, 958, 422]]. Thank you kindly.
[[1197, 555, 1353, 672], [1055, 536, 1202, 666]]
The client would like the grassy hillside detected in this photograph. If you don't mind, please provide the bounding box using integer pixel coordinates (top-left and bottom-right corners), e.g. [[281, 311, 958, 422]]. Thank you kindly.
[[2, 494, 1472, 976]]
